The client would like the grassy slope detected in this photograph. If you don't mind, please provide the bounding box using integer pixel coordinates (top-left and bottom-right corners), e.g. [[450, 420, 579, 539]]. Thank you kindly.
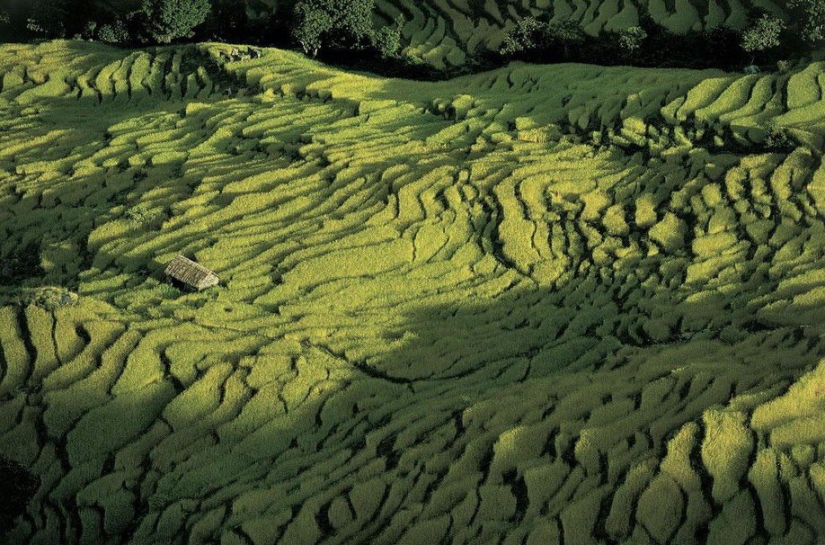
[[0, 39, 824, 544]]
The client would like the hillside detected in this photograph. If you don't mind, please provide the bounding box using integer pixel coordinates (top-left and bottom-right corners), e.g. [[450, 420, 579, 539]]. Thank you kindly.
[[0, 39, 825, 544]]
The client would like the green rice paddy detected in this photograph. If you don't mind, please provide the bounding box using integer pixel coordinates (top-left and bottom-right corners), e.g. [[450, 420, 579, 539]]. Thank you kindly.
[[1, 36, 825, 544]]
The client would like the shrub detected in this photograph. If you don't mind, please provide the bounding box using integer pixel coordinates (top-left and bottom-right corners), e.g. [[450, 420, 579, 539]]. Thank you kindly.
[[499, 16, 547, 57], [617, 26, 647, 57], [98, 20, 130, 44], [499, 18, 587, 62], [0, 245, 44, 287], [140, 0, 211, 44], [292, 0, 375, 57], [0, 455, 38, 533], [125, 203, 162, 224], [82, 20, 97, 39], [788, 0, 825, 45], [741, 14, 785, 63], [763, 126, 796, 152], [292, 4, 332, 57], [372, 15, 403, 59], [25, 0, 67, 38], [158, 282, 181, 298], [546, 20, 586, 60], [200, 0, 248, 42]]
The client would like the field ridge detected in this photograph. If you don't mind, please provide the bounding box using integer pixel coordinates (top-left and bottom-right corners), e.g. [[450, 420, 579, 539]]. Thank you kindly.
[[0, 39, 824, 545]]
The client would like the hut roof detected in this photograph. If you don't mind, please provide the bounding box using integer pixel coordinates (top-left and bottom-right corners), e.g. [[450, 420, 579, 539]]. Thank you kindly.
[[164, 255, 219, 290]]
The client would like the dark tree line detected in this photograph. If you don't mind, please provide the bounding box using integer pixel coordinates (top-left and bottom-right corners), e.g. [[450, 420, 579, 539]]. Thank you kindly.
[[0, 0, 402, 59], [499, 2, 825, 72], [1, 0, 824, 76], [0, 0, 210, 43]]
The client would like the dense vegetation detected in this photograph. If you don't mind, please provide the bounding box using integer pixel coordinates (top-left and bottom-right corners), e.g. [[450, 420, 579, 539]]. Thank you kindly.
[[0, 36, 825, 543], [2, 0, 825, 75], [0, 0, 402, 63]]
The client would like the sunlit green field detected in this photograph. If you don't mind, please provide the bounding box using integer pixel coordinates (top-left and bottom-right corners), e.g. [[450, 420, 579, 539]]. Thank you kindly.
[[1, 39, 825, 544]]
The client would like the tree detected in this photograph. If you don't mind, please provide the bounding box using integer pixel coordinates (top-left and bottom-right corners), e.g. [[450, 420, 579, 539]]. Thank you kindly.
[[741, 14, 785, 64], [81, 20, 98, 40], [140, 0, 210, 44], [500, 16, 547, 57], [788, 0, 825, 45], [546, 20, 586, 60], [499, 17, 592, 63], [293, 4, 332, 57], [372, 15, 404, 59], [201, 0, 249, 42], [699, 25, 749, 70], [291, 0, 375, 57], [25, 0, 68, 38], [617, 26, 647, 57], [98, 19, 130, 44]]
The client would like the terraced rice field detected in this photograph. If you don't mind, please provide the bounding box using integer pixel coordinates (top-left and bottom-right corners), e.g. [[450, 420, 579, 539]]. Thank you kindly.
[[1, 39, 825, 544]]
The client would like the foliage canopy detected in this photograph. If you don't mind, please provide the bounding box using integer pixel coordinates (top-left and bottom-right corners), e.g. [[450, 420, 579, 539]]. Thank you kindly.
[[618, 26, 648, 56], [292, 0, 375, 57], [788, 0, 825, 44], [741, 14, 785, 55], [25, 0, 67, 37], [499, 16, 547, 56], [140, 0, 210, 44]]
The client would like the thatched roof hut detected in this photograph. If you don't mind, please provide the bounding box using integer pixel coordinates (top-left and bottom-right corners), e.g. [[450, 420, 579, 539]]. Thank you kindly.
[[164, 255, 219, 291]]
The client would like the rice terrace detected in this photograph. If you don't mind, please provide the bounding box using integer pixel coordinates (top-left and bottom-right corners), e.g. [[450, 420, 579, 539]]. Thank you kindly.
[[1, 0, 825, 543]]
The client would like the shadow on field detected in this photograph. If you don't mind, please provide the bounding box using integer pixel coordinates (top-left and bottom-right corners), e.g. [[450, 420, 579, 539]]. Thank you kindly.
[[3, 42, 825, 544], [3, 267, 825, 544], [0, 95, 179, 284], [0, 56, 465, 299], [345, 276, 825, 543]]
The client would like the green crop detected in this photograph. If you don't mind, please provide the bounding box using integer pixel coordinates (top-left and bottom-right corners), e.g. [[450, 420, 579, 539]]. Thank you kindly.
[[1, 37, 825, 545]]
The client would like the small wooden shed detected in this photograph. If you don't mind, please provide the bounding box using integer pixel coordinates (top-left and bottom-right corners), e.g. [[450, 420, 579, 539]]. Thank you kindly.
[[164, 255, 219, 291]]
